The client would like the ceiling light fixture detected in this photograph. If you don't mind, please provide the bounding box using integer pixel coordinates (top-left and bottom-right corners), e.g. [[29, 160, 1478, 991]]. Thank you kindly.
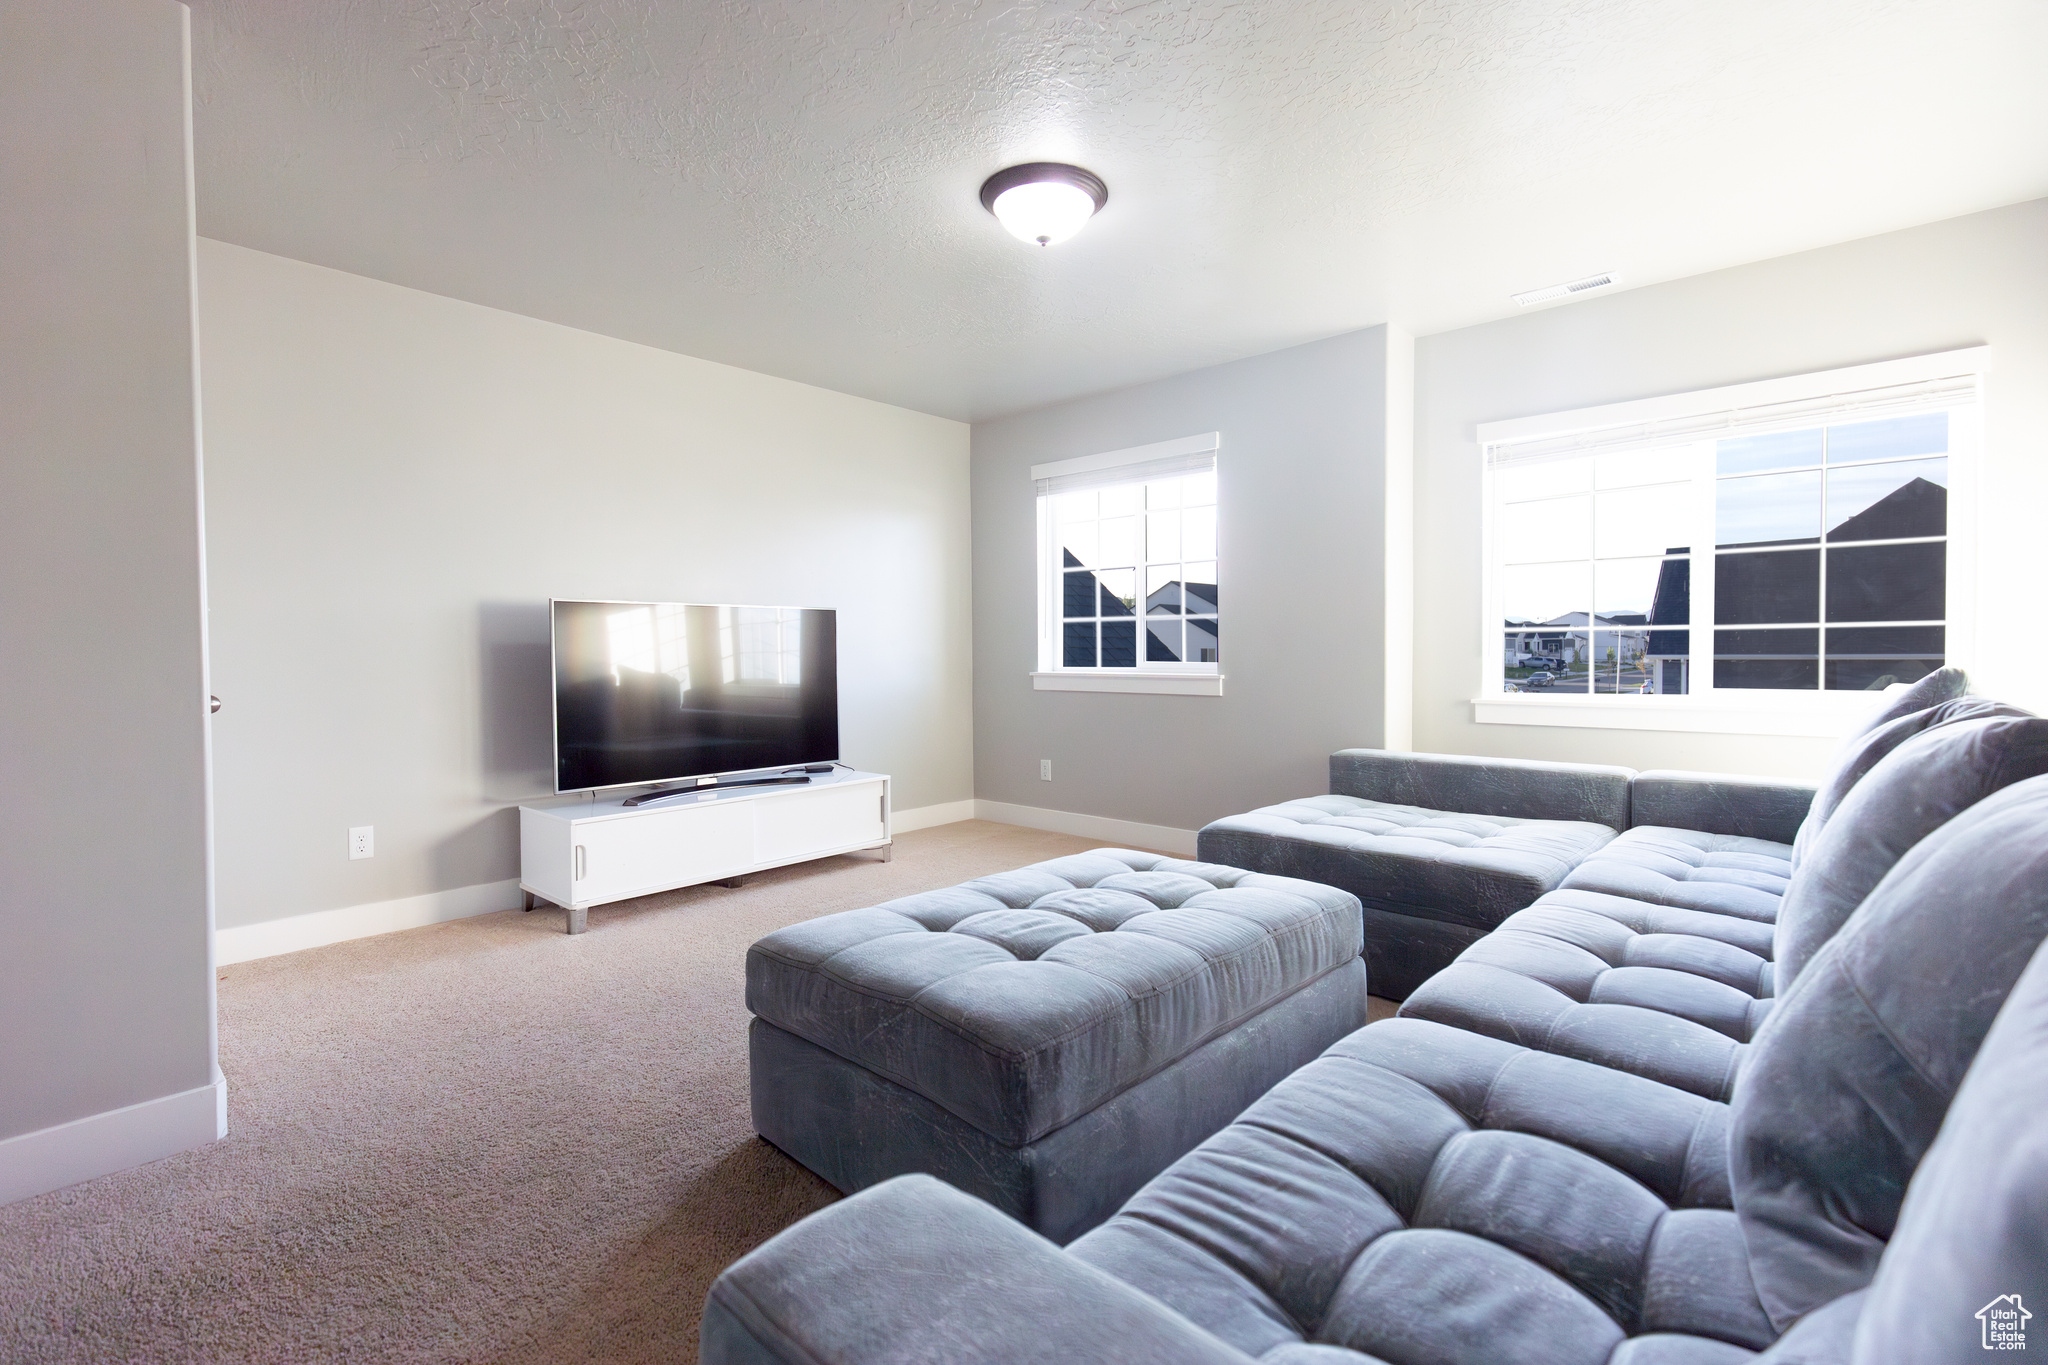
[[979, 163, 1108, 247]]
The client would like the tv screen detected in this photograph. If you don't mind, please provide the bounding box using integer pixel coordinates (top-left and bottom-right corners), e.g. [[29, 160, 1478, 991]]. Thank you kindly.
[[551, 599, 838, 793]]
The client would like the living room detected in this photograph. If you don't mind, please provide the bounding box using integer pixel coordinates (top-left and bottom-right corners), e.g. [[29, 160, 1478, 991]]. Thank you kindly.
[[5, 2, 2046, 1362]]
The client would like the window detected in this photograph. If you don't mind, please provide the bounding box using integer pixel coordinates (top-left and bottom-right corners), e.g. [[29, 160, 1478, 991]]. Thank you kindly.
[[1033, 433, 1222, 695], [1479, 350, 1982, 734]]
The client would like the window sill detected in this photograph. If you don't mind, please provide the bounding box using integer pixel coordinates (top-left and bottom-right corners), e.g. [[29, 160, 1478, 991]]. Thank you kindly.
[[1033, 671, 1224, 697], [1471, 694, 1887, 738]]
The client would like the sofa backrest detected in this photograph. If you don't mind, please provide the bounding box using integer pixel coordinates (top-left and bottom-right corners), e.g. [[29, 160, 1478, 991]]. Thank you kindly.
[[1792, 696, 2019, 869], [1847, 936, 2048, 1363], [1328, 749, 1633, 829], [1853, 665, 1972, 738], [1773, 711, 2048, 990], [1625, 770, 1816, 844], [1790, 667, 1973, 866], [1730, 773, 2048, 1333]]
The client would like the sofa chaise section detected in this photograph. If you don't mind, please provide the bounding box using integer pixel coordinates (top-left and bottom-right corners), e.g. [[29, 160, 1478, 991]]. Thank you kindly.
[[1198, 749, 1631, 998], [1402, 702, 2048, 1098]]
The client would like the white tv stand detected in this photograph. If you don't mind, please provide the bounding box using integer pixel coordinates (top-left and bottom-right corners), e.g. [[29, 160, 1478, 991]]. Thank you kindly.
[[518, 768, 891, 934]]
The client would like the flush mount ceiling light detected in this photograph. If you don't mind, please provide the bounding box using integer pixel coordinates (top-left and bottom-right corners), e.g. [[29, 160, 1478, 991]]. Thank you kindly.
[[979, 163, 1108, 247]]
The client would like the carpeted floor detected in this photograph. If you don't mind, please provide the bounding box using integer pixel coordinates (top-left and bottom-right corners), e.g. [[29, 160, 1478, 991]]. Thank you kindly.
[[0, 820, 1395, 1363]]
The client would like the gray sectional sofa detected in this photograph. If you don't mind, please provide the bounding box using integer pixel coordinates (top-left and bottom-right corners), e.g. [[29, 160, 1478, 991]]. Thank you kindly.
[[704, 669, 2048, 1364]]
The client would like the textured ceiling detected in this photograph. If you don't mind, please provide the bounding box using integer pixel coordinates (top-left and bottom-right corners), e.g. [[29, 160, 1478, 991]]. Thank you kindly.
[[187, 0, 2048, 421]]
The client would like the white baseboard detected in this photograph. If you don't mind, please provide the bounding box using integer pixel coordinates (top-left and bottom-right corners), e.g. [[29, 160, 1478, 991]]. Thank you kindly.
[[212, 805, 978, 964], [215, 877, 525, 966], [212, 799, 1190, 966], [892, 799, 977, 833], [1, 1073, 226, 1207], [971, 800, 1199, 856]]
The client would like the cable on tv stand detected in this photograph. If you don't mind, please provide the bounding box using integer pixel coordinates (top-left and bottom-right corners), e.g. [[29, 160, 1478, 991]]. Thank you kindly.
[[618, 773, 811, 806]]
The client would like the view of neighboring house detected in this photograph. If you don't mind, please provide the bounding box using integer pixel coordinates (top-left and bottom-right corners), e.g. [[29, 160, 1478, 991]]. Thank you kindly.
[[1062, 551, 1219, 666], [1146, 579, 1219, 663], [1643, 553, 1693, 694], [1504, 611, 1654, 692], [1515, 473, 1946, 695]]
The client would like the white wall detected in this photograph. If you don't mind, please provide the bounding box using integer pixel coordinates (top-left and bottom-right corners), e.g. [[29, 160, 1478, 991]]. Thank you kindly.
[[199, 241, 971, 933], [970, 328, 1403, 835], [1, 0, 222, 1199], [1413, 198, 2048, 778]]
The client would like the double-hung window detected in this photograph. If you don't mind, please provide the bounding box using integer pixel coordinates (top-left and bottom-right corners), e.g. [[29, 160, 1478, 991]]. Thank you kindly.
[[1032, 432, 1222, 695], [1478, 349, 1983, 735]]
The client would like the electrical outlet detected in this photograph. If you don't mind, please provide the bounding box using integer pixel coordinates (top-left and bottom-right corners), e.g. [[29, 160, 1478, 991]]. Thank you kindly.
[[1040, 759, 1052, 781], [348, 826, 374, 860]]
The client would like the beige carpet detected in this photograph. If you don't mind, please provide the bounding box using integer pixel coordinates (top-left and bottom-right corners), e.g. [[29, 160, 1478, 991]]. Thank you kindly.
[[0, 820, 1395, 1363]]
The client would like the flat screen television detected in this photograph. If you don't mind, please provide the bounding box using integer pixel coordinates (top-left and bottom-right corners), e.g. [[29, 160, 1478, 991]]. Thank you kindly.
[[551, 599, 838, 794]]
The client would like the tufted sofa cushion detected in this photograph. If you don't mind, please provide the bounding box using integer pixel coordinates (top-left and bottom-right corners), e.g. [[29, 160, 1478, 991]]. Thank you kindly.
[[746, 849, 1362, 1147], [1399, 888, 1774, 1099], [1732, 773, 2048, 1331], [1198, 794, 1619, 999], [1405, 711, 2048, 1098], [1199, 796, 1619, 930], [1559, 826, 1794, 922], [1065, 1017, 1772, 1364]]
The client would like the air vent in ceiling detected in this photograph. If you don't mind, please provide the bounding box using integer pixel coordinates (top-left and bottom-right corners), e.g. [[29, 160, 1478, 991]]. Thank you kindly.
[[1512, 272, 1621, 307]]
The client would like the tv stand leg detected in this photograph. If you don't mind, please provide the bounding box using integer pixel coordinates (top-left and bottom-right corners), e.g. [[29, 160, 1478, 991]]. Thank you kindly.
[[522, 890, 537, 912], [716, 877, 746, 888], [878, 842, 893, 863], [565, 905, 587, 935]]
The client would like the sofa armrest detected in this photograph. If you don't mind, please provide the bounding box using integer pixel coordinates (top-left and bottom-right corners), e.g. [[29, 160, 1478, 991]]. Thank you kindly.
[[701, 1175, 1257, 1365], [1329, 748, 1634, 829], [1629, 770, 1817, 845]]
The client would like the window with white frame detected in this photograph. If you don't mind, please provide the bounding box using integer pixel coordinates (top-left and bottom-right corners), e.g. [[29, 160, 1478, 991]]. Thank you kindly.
[[1033, 433, 1220, 693], [1480, 351, 1981, 725]]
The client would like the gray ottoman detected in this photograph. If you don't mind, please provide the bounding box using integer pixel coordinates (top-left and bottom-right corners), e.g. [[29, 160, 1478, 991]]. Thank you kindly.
[[745, 848, 1368, 1243]]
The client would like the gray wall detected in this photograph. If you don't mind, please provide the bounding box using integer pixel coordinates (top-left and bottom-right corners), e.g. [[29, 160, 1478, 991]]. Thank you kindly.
[[199, 241, 972, 931], [0, 1, 217, 1140], [971, 328, 1395, 831], [1412, 197, 2048, 777]]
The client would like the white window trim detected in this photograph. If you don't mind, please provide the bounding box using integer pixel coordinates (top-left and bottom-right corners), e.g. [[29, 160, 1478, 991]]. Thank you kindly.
[[1031, 671, 1225, 696], [1473, 347, 1987, 737], [1033, 432, 1224, 696]]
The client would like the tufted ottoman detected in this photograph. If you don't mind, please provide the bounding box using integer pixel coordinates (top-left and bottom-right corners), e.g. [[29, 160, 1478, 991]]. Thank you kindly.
[[744, 848, 1368, 1243], [1199, 750, 1629, 999]]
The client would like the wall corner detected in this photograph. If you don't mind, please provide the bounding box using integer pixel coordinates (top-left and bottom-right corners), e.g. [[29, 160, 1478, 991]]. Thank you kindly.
[[1382, 324, 1416, 751]]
